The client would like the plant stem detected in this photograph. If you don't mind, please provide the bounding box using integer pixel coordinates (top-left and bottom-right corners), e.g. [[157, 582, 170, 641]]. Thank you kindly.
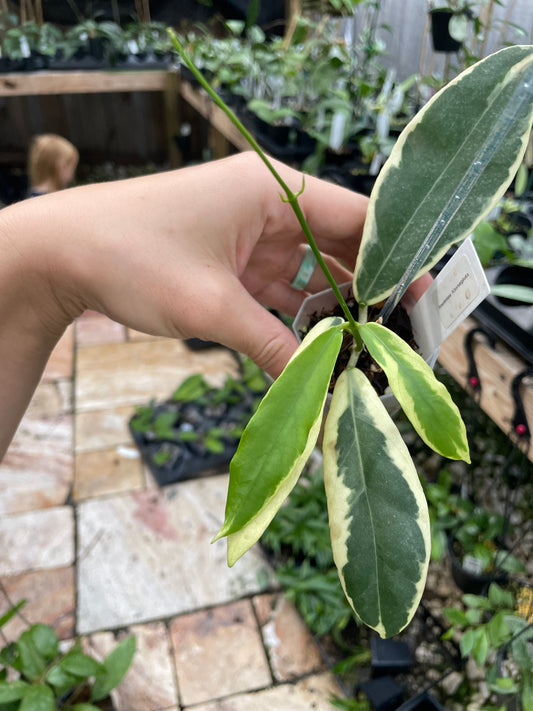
[[168, 29, 360, 334]]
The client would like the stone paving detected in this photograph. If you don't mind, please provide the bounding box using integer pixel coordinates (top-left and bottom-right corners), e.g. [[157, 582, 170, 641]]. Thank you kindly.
[[0, 311, 343, 710]]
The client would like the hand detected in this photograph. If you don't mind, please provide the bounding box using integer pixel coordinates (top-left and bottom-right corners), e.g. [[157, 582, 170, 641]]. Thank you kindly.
[[0, 152, 428, 457], [3, 152, 367, 372]]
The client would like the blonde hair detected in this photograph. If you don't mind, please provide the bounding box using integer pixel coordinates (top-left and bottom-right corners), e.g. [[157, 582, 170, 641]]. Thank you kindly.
[[28, 134, 79, 192]]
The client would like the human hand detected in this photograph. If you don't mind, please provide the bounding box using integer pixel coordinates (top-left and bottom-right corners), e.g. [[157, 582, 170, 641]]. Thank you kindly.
[[3, 152, 368, 377]]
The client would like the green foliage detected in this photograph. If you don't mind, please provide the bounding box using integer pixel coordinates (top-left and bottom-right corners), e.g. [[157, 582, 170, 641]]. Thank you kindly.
[[0, 602, 135, 709], [444, 583, 533, 709], [263, 466, 357, 640], [131, 358, 269, 468], [422, 468, 473, 561], [170, 32, 533, 639], [262, 465, 334, 569], [454, 508, 525, 575]]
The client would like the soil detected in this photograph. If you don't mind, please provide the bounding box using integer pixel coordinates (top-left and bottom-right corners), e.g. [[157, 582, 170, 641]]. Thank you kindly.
[[304, 292, 418, 395]]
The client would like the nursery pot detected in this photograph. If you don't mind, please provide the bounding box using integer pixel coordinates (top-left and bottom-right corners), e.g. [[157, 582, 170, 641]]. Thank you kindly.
[[447, 535, 508, 595], [429, 10, 464, 52], [494, 265, 533, 307], [292, 282, 439, 416], [396, 691, 449, 711], [370, 636, 412, 678], [359, 675, 405, 711]]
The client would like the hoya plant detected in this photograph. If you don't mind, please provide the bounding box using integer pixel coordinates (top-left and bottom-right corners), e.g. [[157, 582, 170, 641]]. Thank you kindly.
[[171, 31, 533, 638]]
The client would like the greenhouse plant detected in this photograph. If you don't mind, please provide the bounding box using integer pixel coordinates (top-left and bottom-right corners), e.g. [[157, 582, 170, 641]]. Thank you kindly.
[[171, 32, 533, 639]]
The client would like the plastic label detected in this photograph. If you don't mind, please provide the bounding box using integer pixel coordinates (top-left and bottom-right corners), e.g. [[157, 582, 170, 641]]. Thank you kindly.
[[410, 237, 490, 355]]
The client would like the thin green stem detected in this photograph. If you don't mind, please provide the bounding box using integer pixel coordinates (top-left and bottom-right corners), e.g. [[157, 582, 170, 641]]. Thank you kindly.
[[168, 29, 359, 335]]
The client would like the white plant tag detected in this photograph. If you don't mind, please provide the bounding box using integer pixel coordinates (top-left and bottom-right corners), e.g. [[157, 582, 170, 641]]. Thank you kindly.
[[410, 237, 490, 356], [329, 111, 346, 152], [462, 555, 483, 576]]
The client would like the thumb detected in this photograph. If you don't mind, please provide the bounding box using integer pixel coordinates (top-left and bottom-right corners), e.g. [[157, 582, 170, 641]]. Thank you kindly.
[[209, 281, 299, 379]]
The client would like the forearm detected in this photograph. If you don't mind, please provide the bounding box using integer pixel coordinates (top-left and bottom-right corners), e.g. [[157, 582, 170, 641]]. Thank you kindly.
[[0, 207, 72, 458]]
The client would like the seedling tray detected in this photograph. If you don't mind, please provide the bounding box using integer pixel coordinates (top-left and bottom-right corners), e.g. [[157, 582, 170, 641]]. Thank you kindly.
[[129, 369, 267, 486]]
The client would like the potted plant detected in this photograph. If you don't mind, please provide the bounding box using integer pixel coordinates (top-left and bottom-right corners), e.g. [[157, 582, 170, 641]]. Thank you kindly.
[[0, 600, 135, 709], [171, 31, 533, 638], [428, 2, 474, 53], [448, 507, 526, 595], [443, 582, 533, 711], [2, 20, 40, 71]]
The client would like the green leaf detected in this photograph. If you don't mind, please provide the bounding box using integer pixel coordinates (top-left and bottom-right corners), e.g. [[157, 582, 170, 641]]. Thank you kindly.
[[487, 611, 511, 648], [323, 367, 430, 638], [472, 220, 507, 266], [511, 631, 533, 672], [46, 664, 81, 695], [73, 705, 103, 711], [153, 412, 177, 440], [488, 583, 515, 609], [29, 625, 58, 660], [359, 322, 470, 461], [16, 631, 47, 681], [19, 684, 54, 711], [0, 680, 29, 702], [61, 652, 104, 678], [494, 677, 517, 692], [460, 628, 476, 657], [472, 628, 490, 666], [152, 449, 172, 466], [443, 608, 469, 626], [462, 593, 492, 610], [214, 318, 344, 566], [354, 46, 533, 305], [523, 676, 533, 711], [0, 602, 27, 630], [90, 635, 135, 702], [172, 374, 209, 402], [491, 283, 533, 304]]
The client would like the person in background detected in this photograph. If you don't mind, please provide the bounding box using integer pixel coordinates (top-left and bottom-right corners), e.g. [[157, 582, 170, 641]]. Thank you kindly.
[[27, 133, 79, 198]]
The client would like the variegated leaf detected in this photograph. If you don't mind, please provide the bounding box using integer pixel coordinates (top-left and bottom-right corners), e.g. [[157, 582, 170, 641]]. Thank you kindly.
[[354, 46, 533, 306], [213, 317, 344, 566], [359, 322, 470, 461], [323, 367, 430, 638]]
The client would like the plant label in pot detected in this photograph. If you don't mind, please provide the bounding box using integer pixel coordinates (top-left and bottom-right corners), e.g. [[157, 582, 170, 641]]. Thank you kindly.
[[170, 33, 533, 639]]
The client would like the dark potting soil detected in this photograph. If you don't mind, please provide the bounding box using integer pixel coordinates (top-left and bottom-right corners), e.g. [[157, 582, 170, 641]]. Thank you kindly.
[[304, 293, 418, 395]]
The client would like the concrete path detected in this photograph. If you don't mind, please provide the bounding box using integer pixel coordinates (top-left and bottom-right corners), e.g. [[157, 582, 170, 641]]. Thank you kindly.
[[0, 311, 342, 710]]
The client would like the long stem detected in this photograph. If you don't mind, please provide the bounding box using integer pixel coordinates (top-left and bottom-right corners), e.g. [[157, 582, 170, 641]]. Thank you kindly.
[[168, 29, 359, 335]]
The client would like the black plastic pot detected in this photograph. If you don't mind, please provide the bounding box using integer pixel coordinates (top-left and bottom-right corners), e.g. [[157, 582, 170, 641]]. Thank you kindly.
[[499, 210, 532, 238], [430, 10, 464, 52], [494, 265, 533, 307], [359, 676, 405, 711], [396, 691, 448, 711], [370, 636, 412, 678], [448, 536, 508, 595]]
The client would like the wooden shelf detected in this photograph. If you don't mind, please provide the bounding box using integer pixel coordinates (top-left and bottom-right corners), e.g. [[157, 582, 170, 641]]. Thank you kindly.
[[438, 316, 533, 462], [0, 69, 181, 167], [0, 69, 174, 96], [178, 79, 254, 154]]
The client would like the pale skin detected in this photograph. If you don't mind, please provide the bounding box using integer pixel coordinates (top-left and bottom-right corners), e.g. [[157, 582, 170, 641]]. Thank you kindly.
[[0, 152, 430, 460]]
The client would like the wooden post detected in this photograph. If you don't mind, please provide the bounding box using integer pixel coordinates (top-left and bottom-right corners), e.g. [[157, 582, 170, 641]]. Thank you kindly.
[[34, 0, 43, 25], [164, 69, 181, 168], [284, 0, 301, 48]]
